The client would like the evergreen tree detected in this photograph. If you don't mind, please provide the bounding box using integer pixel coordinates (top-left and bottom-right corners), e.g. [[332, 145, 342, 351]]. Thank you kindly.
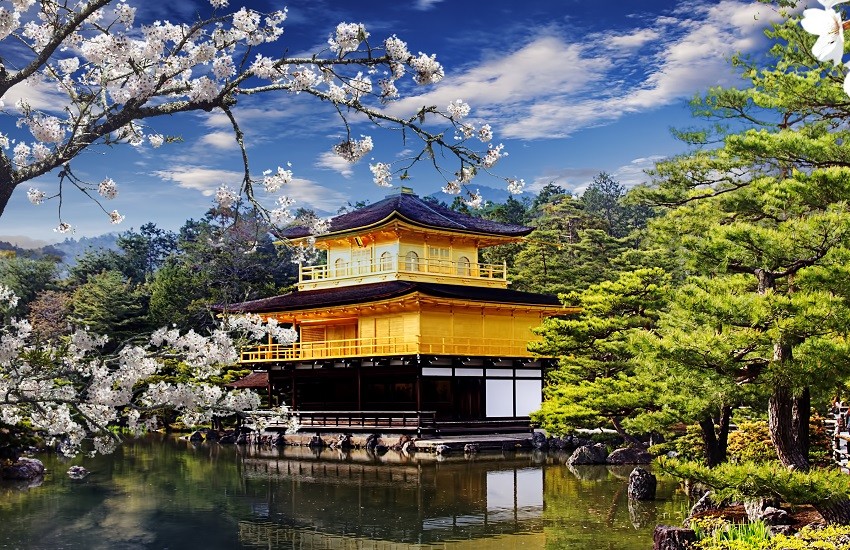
[[638, 8, 850, 480]]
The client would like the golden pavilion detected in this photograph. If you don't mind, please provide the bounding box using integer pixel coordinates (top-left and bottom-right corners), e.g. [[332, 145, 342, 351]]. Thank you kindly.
[[229, 188, 572, 435]]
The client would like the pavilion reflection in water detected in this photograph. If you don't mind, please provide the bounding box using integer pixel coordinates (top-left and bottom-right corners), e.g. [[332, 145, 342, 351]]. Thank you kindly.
[[235, 446, 545, 547]]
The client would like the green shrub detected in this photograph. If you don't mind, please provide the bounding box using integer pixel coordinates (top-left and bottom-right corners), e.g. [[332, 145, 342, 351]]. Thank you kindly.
[[691, 520, 850, 550], [727, 421, 774, 463], [691, 517, 771, 550], [657, 457, 850, 506]]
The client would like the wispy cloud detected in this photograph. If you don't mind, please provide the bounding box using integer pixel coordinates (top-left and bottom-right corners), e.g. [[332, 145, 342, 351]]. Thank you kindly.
[[152, 164, 348, 213], [153, 165, 242, 195], [386, 1, 779, 140], [315, 151, 355, 178], [414, 0, 444, 10]]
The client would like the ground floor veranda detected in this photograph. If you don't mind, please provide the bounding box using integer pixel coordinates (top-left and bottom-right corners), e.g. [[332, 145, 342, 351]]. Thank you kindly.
[[260, 354, 554, 436]]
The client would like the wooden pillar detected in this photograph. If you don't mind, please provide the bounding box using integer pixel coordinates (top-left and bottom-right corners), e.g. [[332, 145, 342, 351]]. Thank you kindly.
[[290, 368, 296, 409], [357, 363, 362, 412]]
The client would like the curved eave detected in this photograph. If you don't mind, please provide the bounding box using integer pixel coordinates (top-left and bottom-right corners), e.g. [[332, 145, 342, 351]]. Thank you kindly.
[[285, 212, 531, 246]]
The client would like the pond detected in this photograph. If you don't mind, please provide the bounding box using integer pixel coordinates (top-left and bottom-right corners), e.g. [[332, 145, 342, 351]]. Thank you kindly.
[[0, 435, 688, 549]]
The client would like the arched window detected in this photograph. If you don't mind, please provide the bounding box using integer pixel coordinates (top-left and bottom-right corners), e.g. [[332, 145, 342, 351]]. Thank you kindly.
[[456, 256, 471, 276], [334, 257, 347, 277], [404, 251, 420, 272], [379, 251, 393, 271]]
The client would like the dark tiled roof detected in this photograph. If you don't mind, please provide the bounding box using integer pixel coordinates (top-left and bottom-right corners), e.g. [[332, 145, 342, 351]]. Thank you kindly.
[[226, 371, 269, 388], [281, 192, 532, 239], [221, 281, 562, 314]]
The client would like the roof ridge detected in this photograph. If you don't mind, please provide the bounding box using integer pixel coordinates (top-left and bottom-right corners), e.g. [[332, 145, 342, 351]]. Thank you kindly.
[[404, 193, 466, 229]]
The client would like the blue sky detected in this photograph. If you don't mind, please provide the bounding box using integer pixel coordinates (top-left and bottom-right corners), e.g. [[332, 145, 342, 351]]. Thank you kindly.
[[0, 0, 793, 245]]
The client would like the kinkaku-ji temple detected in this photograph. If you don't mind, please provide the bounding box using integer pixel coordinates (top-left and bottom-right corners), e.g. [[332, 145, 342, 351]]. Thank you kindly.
[[226, 188, 575, 436]]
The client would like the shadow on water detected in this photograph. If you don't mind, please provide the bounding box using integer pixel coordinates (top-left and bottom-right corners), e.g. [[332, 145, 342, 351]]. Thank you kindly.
[[0, 435, 689, 549]]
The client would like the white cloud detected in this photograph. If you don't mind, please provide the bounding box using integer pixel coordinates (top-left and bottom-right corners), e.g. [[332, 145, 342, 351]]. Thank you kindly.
[[153, 165, 242, 195], [612, 156, 666, 187], [384, 1, 780, 141], [414, 0, 444, 10], [200, 131, 235, 149], [315, 151, 354, 178], [608, 28, 660, 49], [152, 164, 348, 213], [4, 80, 68, 114], [285, 177, 350, 212]]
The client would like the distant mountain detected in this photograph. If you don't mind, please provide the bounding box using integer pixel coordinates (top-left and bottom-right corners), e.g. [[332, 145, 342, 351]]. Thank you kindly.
[[427, 184, 525, 207], [0, 233, 120, 270], [50, 234, 120, 269]]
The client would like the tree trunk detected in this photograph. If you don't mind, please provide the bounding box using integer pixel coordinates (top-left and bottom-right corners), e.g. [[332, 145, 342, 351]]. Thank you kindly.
[[611, 416, 645, 447], [814, 498, 850, 525], [0, 175, 14, 220], [769, 383, 810, 470], [699, 405, 732, 467], [793, 386, 811, 460]]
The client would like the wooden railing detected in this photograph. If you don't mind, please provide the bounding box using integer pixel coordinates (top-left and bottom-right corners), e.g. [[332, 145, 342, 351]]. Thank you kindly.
[[249, 410, 438, 433], [299, 256, 507, 283], [240, 335, 541, 363]]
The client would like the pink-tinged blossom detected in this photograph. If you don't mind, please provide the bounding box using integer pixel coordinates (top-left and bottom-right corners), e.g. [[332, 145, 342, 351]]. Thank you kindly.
[[378, 79, 398, 101], [98, 178, 118, 199], [801, 5, 845, 65], [369, 162, 393, 187], [13, 143, 30, 166], [54, 222, 73, 233], [232, 7, 260, 33], [148, 134, 165, 148], [442, 180, 462, 195], [409, 52, 444, 85], [329, 22, 368, 56], [333, 135, 373, 162], [384, 35, 410, 62], [0, 8, 21, 41], [464, 190, 483, 210], [262, 165, 293, 193], [108, 210, 125, 224], [447, 99, 470, 120], [250, 54, 280, 79], [58, 57, 80, 74], [290, 66, 319, 91], [344, 72, 372, 101], [115, 2, 136, 27], [31, 142, 49, 162], [478, 124, 493, 143], [27, 188, 45, 205], [215, 185, 238, 209], [269, 195, 296, 225], [507, 178, 526, 195], [29, 115, 65, 143], [213, 55, 236, 80], [188, 77, 219, 102], [482, 143, 506, 168]]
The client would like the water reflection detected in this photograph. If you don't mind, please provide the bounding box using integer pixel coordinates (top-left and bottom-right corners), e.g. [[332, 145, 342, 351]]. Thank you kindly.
[[0, 436, 688, 549]]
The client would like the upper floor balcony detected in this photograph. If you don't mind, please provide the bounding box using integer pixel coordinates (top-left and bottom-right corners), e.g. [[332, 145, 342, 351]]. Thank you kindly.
[[240, 334, 545, 364], [298, 254, 508, 290]]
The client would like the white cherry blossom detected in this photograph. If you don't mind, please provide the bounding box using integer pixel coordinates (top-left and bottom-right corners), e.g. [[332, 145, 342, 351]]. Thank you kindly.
[[801, 4, 845, 65]]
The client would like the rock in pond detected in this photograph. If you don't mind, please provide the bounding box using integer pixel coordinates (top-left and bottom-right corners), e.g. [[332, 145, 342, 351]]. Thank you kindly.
[[2, 457, 45, 480], [67, 465, 90, 479], [628, 467, 657, 500], [606, 446, 653, 465], [566, 443, 608, 466]]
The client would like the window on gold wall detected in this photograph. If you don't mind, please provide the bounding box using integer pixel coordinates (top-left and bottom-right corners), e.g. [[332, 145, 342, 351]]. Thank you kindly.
[[352, 248, 371, 274], [333, 257, 347, 277], [379, 251, 393, 271], [428, 246, 450, 273], [457, 256, 471, 276], [405, 251, 420, 271]]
